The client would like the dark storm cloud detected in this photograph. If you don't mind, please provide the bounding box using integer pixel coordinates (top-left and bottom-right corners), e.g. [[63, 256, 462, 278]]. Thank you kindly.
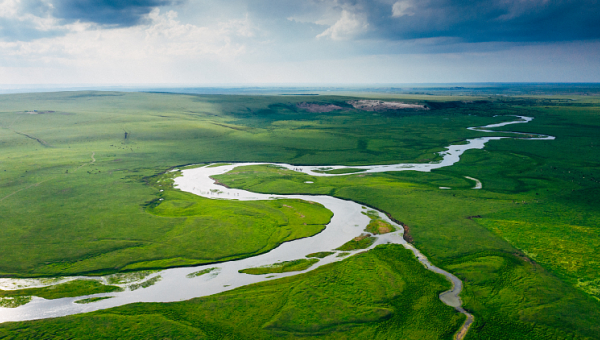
[[0, 0, 181, 41], [52, 0, 181, 27], [357, 0, 600, 42], [2, 0, 598, 45]]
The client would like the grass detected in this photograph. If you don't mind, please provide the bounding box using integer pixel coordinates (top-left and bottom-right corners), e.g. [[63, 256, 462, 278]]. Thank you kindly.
[[0, 166, 332, 276], [313, 168, 365, 174], [446, 252, 600, 339], [213, 97, 600, 338], [0, 296, 31, 308], [186, 267, 218, 278], [239, 259, 319, 275], [0, 91, 515, 278], [128, 276, 161, 291], [74, 296, 114, 304], [363, 210, 395, 234], [205, 163, 232, 168], [306, 252, 334, 258], [106, 271, 158, 285], [0, 245, 465, 339], [477, 202, 600, 301], [336, 234, 376, 251]]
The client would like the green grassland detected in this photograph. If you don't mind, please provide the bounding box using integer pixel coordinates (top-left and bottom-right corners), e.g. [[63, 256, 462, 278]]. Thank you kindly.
[[0, 91, 514, 278], [1, 91, 600, 338], [0, 245, 465, 339], [213, 99, 600, 338]]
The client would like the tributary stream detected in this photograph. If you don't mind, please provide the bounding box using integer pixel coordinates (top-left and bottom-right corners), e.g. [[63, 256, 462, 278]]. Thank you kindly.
[[0, 116, 554, 338]]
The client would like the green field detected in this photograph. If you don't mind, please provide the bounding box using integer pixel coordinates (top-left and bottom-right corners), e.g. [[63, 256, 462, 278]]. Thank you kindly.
[[1, 90, 599, 338]]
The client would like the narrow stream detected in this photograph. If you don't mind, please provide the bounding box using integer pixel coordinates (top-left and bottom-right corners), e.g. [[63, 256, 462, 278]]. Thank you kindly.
[[0, 116, 553, 339]]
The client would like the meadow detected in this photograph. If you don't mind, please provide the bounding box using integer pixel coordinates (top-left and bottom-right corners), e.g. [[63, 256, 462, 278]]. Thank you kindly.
[[0, 90, 599, 338]]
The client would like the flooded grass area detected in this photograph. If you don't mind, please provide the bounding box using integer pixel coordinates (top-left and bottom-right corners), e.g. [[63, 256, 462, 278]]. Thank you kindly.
[[239, 259, 319, 275], [0, 280, 122, 301], [306, 252, 335, 259], [128, 276, 161, 291], [186, 267, 218, 278], [74, 296, 114, 304]]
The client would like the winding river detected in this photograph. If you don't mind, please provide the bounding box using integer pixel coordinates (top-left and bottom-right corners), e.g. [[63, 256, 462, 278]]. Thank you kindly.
[[0, 116, 554, 338]]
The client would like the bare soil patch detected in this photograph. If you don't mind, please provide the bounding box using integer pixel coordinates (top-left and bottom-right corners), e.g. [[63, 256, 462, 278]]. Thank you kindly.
[[347, 100, 428, 112], [296, 102, 344, 113]]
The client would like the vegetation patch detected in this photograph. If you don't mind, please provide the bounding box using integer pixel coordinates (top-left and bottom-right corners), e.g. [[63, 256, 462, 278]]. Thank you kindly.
[[239, 259, 319, 275], [366, 220, 394, 234], [129, 276, 161, 291], [336, 234, 376, 251], [206, 163, 232, 168], [306, 252, 335, 259], [363, 210, 395, 234], [106, 271, 158, 285], [186, 267, 218, 278], [477, 214, 600, 300], [74, 296, 114, 304], [0, 296, 32, 308], [313, 168, 365, 174]]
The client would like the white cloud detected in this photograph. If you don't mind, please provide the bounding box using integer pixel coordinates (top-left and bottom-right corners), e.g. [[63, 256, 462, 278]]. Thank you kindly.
[[317, 10, 368, 40], [0, 0, 61, 38], [0, 0, 18, 16], [392, 0, 415, 18], [0, 8, 263, 83], [0, 9, 255, 61]]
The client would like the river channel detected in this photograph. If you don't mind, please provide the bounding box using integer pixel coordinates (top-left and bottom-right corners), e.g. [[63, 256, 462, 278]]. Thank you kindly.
[[0, 115, 554, 337]]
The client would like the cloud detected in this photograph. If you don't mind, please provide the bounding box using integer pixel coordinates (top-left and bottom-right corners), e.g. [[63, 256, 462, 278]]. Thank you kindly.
[[0, 0, 67, 41], [370, 0, 600, 43], [391, 0, 415, 18], [52, 0, 180, 27], [0, 0, 181, 42], [0, 17, 67, 41], [0, 8, 255, 65], [284, 0, 600, 43], [317, 10, 368, 40], [3, 0, 599, 45]]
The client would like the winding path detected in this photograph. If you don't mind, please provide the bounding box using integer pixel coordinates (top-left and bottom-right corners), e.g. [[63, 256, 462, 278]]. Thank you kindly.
[[0, 116, 554, 340]]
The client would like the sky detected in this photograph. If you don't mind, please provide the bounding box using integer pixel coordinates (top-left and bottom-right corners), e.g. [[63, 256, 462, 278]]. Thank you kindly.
[[0, 0, 599, 85]]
